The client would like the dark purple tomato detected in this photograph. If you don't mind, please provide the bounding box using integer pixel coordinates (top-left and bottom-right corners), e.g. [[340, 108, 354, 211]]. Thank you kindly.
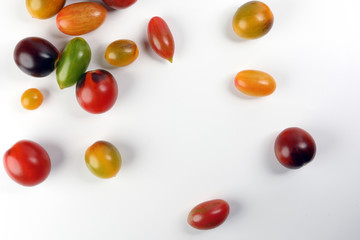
[[187, 199, 230, 230], [3, 140, 51, 186], [274, 127, 316, 169], [76, 69, 118, 114], [14, 37, 59, 77]]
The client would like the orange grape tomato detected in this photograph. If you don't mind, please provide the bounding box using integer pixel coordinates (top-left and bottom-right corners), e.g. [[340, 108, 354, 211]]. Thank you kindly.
[[21, 88, 43, 110], [85, 141, 122, 179], [105, 40, 139, 67], [26, 0, 66, 19], [234, 70, 276, 97], [232, 1, 274, 39]]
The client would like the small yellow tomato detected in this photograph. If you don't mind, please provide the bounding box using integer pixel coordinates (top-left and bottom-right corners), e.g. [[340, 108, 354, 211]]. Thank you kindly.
[[232, 1, 274, 39], [234, 70, 276, 97], [105, 40, 139, 67], [21, 88, 43, 110], [85, 141, 122, 179], [26, 0, 66, 19]]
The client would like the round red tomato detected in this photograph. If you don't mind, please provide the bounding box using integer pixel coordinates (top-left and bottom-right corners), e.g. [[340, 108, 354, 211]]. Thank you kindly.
[[76, 69, 118, 114], [187, 199, 230, 230], [274, 127, 316, 169], [3, 140, 51, 186]]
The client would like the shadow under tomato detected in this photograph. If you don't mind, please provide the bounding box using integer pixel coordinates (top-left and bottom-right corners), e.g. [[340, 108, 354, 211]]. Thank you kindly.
[[113, 141, 136, 170], [40, 141, 65, 173]]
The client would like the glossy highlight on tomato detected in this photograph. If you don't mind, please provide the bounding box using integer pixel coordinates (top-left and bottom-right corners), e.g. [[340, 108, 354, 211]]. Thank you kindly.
[[56, 2, 107, 36], [76, 69, 118, 114], [85, 141, 122, 179], [232, 1, 274, 39], [26, 0, 66, 19], [105, 39, 139, 67], [274, 127, 316, 169], [102, 0, 136, 9], [187, 199, 230, 230], [3, 140, 51, 186], [234, 70, 276, 97], [148, 16, 175, 62], [14, 37, 59, 77], [21, 88, 43, 110]]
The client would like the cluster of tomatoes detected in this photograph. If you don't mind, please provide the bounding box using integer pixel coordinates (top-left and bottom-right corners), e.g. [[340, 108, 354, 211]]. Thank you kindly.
[[4, 0, 318, 231]]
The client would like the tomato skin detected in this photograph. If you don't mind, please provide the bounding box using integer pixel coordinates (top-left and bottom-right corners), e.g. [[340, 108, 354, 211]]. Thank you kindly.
[[105, 39, 139, 67], [76, 69, 118, 114], [85, 141, 122, 179], [21, 88, 43, 110], [232, 1, 274, 39], [187, 199, 230, 230], [3, 140, 51, 186], [148, 16, 175, 62], [102, 0, 136, 9], [14, 37, 59, 77], [274, 127, 316, 169], [234, 70, 276, 97], [56, 2, 107, 36], [26, 0, 66, 19]]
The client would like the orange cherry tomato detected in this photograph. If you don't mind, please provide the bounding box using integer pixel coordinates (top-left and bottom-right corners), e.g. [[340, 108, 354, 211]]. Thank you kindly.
[[56, 2, 107, 36], [232, 1, 274, 39], [26, 0, 66, 19], [105, 40, 139, 67], [21, 88, 43, 110], [234, 70, 276, 97], [85, 141, 122, 179]]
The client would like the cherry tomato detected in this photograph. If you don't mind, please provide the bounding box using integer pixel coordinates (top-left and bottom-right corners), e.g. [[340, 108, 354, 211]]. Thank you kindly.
[[105, 39, 139, 67], [76, 69, 118, 114], [3, 140, 51, 186], [21, 88, 43, 110], [274, 127, 316, 169], [26, 0, 66, 19], [187, 199, 230, 230], [85, 141, 122, 179], [102, 0, 137, 9], [14, 37, 59, 77], [232, 1, 274, 39], [148, 16, 175, 62], [234, 70, 276, 97], [56, 2, 107, 36]]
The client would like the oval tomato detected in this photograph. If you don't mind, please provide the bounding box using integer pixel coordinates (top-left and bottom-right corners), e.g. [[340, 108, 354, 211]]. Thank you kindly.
[[3, 140, 51, 186], [76, 69, 118, 114], [187, 199, 230, 230], [274, 127, 316, 169], [148, 16, 175, 62], [102, 0, 137, 9]]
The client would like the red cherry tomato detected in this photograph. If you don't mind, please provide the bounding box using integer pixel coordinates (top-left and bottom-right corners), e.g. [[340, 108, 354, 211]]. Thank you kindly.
[[274, 127, 316, 169], [3, 140, 51, 186], [148, 16, 175, 62], [76, 69, 118, 114], [187, 199, 230, 230], [102, 0, 136, 9]]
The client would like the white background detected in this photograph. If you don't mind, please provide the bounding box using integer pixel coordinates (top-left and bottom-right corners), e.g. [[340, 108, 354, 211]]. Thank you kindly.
[[1, 0, 360, 239]]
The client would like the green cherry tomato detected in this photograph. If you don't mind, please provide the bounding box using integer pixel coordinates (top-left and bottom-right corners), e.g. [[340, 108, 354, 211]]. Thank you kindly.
[[105, 40, 139, 67], [56, 37, 91, 89], [85, 141, 122, 179]]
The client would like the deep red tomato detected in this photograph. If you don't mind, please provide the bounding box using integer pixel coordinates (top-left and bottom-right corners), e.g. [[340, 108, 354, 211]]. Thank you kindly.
[[76, 69, 118, 114], [274, 127, 316, 169], [102, 0, 137, 9], [187, 199, 230, 230], [3, 140, 51, 186], [148, 16, 175, 62]]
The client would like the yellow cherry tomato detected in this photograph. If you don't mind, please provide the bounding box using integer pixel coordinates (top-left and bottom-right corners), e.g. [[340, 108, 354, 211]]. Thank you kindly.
[[26, 0, 66, 19], [234, 70, 276, 97], [21, 88, 43, 110], [85, 141, 122, 179], [232, 1, 274, 39], [105, 40, 139, 67]]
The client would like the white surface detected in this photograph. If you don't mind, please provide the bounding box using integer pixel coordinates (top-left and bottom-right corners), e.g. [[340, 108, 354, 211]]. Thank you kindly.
[[1, 0, 360, 239]]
